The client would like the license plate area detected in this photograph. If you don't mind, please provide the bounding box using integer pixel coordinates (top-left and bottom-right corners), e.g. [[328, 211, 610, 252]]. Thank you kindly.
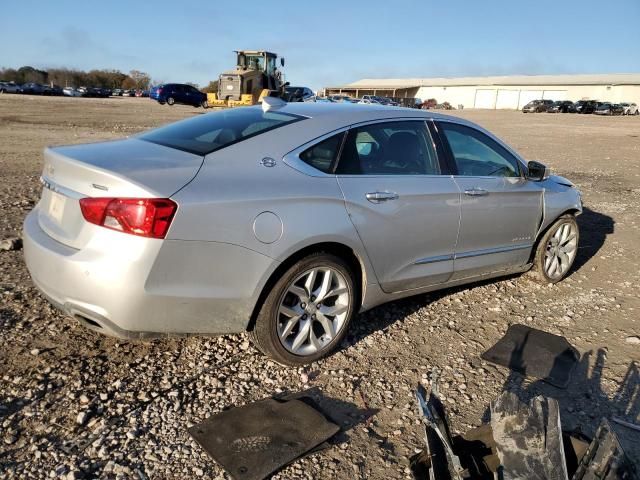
[[48, 191, 66, 223]]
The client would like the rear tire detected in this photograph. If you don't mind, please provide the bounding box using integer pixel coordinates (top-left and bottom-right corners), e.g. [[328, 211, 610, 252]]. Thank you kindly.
[[530, 214, 579, 284], [250, 253, 357, 365], [200, 99, 208, 109], [166, 97, 175, 106]]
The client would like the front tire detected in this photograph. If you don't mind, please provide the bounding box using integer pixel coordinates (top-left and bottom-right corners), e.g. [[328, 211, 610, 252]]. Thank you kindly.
[[200, 99, 208, 109], [250, 253, 357, 365], [531, 214, 579, 284], [166, 97, 175, 106]]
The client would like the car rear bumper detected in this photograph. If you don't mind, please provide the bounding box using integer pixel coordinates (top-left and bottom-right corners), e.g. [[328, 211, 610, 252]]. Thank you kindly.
[[23, 209, 277, 338]]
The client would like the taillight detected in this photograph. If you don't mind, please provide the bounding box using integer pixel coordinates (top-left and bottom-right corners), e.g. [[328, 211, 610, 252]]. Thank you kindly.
[[79, 198, 177, 239]]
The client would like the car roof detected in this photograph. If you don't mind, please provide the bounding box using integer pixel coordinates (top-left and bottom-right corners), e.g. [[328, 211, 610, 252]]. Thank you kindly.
[[270, 102, 456, 124]]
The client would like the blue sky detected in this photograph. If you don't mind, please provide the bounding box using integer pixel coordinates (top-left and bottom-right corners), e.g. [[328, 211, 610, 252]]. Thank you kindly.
[[2, 0, 639, 89]]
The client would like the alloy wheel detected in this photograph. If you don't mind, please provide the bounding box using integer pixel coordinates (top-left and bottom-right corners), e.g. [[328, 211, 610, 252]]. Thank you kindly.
[[544, 222, 578, 280], [276, 267, 350, 356]]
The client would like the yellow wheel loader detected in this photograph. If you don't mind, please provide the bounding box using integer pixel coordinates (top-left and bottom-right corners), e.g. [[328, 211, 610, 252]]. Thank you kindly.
[[207, 50, 287, 108]]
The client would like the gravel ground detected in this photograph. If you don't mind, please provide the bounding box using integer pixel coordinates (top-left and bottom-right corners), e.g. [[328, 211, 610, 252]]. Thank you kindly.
[[1, 95, 639, 479]]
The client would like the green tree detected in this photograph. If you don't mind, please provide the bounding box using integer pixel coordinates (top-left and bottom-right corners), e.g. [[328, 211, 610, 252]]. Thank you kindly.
[[201, 80, 218, 93]]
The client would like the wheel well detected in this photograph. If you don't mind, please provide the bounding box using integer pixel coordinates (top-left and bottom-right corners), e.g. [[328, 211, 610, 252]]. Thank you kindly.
[[529, 208, 580, 263], [245, 242, 365, 332]]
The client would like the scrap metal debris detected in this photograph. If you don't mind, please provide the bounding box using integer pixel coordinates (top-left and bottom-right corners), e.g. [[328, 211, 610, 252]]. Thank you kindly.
[[490, 393, 568, 479], [411, 381, 639, 480]]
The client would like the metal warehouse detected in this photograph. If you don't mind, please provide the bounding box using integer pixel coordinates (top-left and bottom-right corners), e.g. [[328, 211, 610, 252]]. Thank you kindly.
[[324, 73, 640, 109]]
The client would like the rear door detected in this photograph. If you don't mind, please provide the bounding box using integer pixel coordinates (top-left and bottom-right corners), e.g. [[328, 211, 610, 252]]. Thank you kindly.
[[336, 120, 460, 293], [435, 120, 543, 281]]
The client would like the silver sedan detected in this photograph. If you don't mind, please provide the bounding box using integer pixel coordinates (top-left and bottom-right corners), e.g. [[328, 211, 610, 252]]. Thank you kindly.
[[23, 101, 582, 364]]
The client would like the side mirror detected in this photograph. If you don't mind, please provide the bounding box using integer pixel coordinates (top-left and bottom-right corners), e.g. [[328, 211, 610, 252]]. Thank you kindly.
[[526, 160, 550, 181], [280, 58, 285, 67]]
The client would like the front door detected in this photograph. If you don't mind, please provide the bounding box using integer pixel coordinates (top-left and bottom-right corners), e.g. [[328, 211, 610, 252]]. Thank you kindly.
[[435, 121, 543, 280], [336, 120, 460, 293]]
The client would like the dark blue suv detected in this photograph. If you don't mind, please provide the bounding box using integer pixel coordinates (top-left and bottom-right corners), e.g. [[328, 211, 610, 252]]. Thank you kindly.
[[150, 83, 208, 108]]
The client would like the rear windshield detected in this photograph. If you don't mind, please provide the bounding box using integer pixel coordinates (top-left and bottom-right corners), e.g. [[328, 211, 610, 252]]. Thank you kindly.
[[139, 107, 305, 155]]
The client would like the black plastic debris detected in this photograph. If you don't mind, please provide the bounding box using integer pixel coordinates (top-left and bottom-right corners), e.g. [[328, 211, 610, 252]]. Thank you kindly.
[[188, 396, 339, 480], [481, 324, 580, 388]]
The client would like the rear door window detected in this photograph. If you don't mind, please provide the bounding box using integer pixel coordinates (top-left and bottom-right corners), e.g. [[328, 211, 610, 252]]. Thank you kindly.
[[139, 107, 305, 155], [335, 121, 440, 175]]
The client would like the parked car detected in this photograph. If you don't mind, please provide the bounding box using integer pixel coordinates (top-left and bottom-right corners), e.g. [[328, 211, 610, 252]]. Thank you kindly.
[[594, 102, 624, 115], [285, 86, 316, 102], [149, 83, 208, 108], [63, 87, 82, 97], [522, 100, 553, 113], [574, 100, 598, 114], [0, 82, 21, 93], [23, 102, 582, 365], [547, 101, 576, 113], [361, 95, 387, 104], [328, 95, 356, 103], [20, 83, 47, 95], [620, 102, 639, 115], [111, 89, 123, 96]]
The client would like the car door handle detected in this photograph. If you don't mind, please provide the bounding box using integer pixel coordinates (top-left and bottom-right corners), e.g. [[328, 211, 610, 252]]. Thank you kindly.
[[366, 191, 399, 203], [463, 188, 489, 197]]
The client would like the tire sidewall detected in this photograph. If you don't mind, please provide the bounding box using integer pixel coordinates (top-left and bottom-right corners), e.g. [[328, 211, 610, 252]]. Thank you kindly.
[[167, 97, 175, 105], [534, 215, 580, 283], [255, 253, 356, 365]]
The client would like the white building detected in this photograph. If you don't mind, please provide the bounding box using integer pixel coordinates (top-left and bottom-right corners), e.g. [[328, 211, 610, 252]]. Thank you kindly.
[[324, 74, 640, 109]]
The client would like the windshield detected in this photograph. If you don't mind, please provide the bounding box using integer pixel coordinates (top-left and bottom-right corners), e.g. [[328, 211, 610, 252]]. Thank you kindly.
[[139, 107, 305, 155], [245, 54, 265, 71]]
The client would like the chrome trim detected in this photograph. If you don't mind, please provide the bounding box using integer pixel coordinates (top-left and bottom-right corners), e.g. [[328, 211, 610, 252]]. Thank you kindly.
[[454, 243, 532, 259], [414, 254, 454, 265], [40, 176, 84, 199]]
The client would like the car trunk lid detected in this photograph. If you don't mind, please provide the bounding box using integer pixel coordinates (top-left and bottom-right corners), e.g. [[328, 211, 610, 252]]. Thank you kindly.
[[37, 138, 203, 249]]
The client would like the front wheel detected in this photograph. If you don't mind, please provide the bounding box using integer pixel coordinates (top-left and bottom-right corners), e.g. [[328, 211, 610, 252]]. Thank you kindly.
[[200, 99, 208, 109], [531, 215, 579, 284], [250, 253, 357, 365], [166, 97, 175, 106]]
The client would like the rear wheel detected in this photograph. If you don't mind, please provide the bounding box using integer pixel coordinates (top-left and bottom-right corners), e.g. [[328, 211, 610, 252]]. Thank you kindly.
[[166, 97, 175, 106], [531, 214, 579, 284], [250, 253, 356, 365], [200, 99, 208, 109]]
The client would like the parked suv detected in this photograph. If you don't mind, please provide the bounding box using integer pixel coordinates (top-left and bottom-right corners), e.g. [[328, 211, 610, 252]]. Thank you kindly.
[[522, 100, 553, 113], [620, 102, 639, 115], [547, 100, 576, 113], [574, 100, 598, 114], [150, 83, 208, 108]]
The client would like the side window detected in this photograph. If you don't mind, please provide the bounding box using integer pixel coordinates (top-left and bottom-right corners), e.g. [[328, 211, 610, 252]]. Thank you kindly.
[[299, 133, 344, 173], [336, 121, 440, 175], [439, 122, 520, 177]]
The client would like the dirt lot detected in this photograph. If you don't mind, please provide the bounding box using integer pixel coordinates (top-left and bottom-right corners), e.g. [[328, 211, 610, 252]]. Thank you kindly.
[[1, 95, 639, 479]]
